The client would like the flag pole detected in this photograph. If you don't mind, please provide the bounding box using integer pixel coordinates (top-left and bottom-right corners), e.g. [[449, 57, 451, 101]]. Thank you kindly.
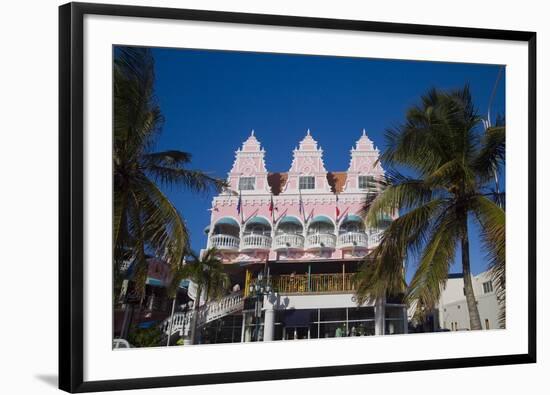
[[298, 181, 306, 224], [237, 185, 243, 225]]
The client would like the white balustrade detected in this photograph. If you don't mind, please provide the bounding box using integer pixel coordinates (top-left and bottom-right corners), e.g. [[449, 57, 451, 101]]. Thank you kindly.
[[368, 231, 383, 246], [273, 233, 305, 250], [160, 292, 244, 337], [338, 232, 368, 248], [159, 311, 193, 337], [210, 234, 240, 250], [241, 234, 272, 250], [305, 233, 337, 249], [196, 292, 244, 325]]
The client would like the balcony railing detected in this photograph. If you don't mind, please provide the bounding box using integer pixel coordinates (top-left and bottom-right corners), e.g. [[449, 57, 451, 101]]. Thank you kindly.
[[368, 231, 383, 246], [271, 273, 355, 294], [273, 233, 305, 250], [338, 232, 368, 249], [210, 234, 240, 250], [241, 234, 272, 250], [305, 233, 337, 249]]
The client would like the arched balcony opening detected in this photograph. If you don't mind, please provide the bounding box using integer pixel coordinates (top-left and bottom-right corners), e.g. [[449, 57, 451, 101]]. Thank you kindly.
[[241, 217, 272, 250], [209, 217, 241, 251], [367, 213, 393, 247], [274, 216, 304, 250], [338, 215, 368, 249], [306, 215, 336, 249]]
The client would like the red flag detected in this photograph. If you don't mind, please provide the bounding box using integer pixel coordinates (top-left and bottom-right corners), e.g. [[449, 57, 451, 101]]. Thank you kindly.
[[335, 194, 340, 218]]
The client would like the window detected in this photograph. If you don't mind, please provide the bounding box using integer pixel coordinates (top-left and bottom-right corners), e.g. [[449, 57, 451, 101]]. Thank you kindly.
[[239, 177, 255, 191], [483, 281, 493, 293], [299, 176, 315, 190], [358, 175, 376, 190], [385, 306, 405, 335]]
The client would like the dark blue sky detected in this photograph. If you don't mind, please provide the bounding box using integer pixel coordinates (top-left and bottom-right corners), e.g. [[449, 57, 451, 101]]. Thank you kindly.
[[149, 47, 505, 279]]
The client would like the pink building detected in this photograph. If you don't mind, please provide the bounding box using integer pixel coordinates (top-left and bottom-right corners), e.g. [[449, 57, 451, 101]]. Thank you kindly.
[[206, 129, 388, 263], [169, 130, 407, 344]]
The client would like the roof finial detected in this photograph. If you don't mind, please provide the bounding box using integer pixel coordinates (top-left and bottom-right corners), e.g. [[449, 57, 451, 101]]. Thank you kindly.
[[362, 128, 366, 137], [306, 128, 311, 136], [251, 129, 255, 137]]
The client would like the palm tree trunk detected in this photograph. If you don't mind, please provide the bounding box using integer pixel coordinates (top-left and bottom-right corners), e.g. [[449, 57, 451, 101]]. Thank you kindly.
[[120, 303, 133, 339], [188, 284, 201, 345], [461, 218, 482, 330]]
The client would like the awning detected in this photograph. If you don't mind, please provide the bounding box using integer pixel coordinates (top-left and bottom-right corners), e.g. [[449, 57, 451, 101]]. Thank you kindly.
[[214, 217, 240, 227], [341, 214, 363, 223], [245, 216, 271, 226], [278, 216, 302, 226], [146, 278, 164, 287], [309, 215, 333, 224], [144, 277, 189, 289]]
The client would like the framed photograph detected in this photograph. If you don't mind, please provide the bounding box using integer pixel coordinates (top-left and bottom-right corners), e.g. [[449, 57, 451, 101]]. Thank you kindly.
[[59, 2, 536, 393]]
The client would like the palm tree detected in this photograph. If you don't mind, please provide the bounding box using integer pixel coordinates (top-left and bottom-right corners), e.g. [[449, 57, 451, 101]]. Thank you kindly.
[[165, 261, 190, 346], [355, 85, 505, 331], [113, 46, 226, 301], [184, 248, 230, 344]]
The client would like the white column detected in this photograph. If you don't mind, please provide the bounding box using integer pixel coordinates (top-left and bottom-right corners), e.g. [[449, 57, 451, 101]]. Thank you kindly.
[[263, 309, 275, 341], [375, 297, 386, 336], [240, 312, 247, 343]]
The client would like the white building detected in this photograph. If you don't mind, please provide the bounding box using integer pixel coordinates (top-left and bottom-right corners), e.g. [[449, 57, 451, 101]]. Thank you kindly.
[[434, 271, 502, 331]]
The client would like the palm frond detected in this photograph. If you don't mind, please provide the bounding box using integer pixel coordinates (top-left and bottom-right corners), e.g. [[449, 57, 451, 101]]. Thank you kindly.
[[142, 150, 192, 167], [363, 172, 434, 227], [472, 196, 506, 327], [136, 175, 189, 266], [406, 208, 460, 307], [424, 159, 476, 195], [185, 248, 229, 303], [355, 199, 447, 303], [114, 46, 163, 156], [113, 188, 128, 258], [145, 166, 227, 194], [472, 126, 505, 182], [166, 262, 191, 299], [127, 190, 148, 297]]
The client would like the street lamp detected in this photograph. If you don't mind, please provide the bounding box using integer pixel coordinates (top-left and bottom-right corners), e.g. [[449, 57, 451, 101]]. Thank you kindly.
[[247, 271, 277, 342]]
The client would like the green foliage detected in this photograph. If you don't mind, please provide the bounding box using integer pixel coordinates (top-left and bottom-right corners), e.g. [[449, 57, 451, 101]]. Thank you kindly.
[[127, 326, 163, 348], [113, 47, 226, 296], [356, 86, 505, 328], [185, 248, 231, 344], [186, 248, 230, 303]]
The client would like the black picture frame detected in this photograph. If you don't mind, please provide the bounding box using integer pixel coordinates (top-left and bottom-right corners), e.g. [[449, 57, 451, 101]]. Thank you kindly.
[[59, 2, 537, 393]]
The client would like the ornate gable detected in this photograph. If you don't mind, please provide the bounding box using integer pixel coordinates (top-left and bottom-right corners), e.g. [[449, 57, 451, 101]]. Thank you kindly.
[[281, 129, 332, 194], [227, 130, 271, 194], [342, 129, 385, 193]]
